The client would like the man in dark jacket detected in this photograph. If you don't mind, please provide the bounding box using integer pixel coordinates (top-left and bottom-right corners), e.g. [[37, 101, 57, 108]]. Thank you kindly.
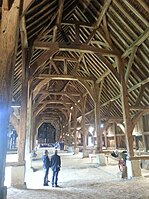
[[51, 149, 61, 187], [42, 150, 51, 186]]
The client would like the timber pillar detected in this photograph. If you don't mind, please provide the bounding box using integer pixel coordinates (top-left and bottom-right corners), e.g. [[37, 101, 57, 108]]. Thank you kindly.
[[118, 57, 137, 178], [0, 0, 21, 197], [94, 82, 103, 153], [73, 108, 79, 154], [81, 95, 87, 158]]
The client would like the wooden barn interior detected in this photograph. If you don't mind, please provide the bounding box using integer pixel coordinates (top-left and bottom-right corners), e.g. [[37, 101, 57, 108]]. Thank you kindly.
[[0, 0, 149, 198]]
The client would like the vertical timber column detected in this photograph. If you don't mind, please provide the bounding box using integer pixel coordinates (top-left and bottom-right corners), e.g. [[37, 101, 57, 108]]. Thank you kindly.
[[73, 108, 79, 154], [94, 83, 106, 165], [31, 117, 36, 151], [104, 131, 108, 149], [81, 95, 87, 157], [118, 57, 134, 157], [118, 57, 141, 178], [0, 0, 21, 197], [114, 123, 117, 149], [13, 47, 29, 187], [94, 98, 102, 151], [18, 52, 28, 163], [26, 91, 33, 154], [94, 82, 103, 152], [28, 91, 35, 152], [68, 112, 72, 144]]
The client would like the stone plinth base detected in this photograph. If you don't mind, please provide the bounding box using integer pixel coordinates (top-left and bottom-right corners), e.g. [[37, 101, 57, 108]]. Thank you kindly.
[[141, 160, 149, 170], [0, 186, 7, 199], [82, 149, 91, 158], [67, 146, 74, 153], [126, 159, 142, 179], [96, 153, 106, 166], [74, 147, 79, 154], [11, 164, 26, 188], [78, 152, 83, 158], [64, 145, 67, 151]]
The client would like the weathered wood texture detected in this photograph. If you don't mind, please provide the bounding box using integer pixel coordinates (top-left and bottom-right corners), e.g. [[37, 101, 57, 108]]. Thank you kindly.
[[0, 0, 21, 191]]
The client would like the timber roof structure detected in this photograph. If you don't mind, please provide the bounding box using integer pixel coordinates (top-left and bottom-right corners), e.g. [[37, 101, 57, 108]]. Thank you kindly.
[[1, 0, 149, 128]]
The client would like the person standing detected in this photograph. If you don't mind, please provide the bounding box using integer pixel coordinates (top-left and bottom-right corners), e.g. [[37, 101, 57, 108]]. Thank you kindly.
[[51, 149, 61, 187], [42, 150, 51, 186]]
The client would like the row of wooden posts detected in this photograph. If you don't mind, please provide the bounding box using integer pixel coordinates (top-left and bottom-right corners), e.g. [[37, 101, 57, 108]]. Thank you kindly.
[[0, 1, 148, 197]]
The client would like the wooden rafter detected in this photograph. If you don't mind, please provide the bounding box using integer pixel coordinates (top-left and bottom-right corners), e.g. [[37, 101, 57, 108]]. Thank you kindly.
[[52, 0, 64, 42], [87, 0, 112, 43], [22, 0, 36, 16], [122, 27, 149, 58], [20, 16, 28, 48], [29, 47, 59, 76], [135, 85, 146, 106], [101, 78, 149, 107], [125, 46, 138, 83], [50, 60, 61, 74]]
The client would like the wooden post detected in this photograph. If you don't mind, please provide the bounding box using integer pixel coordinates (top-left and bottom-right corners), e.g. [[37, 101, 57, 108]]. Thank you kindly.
[[94, 98, 102, 151], [94, 82, 104, 152], [18, 48, 29, 163], [104, 131, 108, 149], [31, 117, 36, 151], [68, 112, 72, 145], [114, 123, 117, 149], [118, 57, 134, 157], [0, 0, 21, 195], [73, 108, 78, 149], [26, 91, 33, 153], [81, 95, 87, 151]]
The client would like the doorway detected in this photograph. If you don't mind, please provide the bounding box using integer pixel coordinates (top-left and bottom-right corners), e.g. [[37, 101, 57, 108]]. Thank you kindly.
[[37, 123, 56, 145]]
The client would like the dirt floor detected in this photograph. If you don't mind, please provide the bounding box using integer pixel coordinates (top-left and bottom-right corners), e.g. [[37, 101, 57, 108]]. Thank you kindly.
[[5, 148, 149, 199]]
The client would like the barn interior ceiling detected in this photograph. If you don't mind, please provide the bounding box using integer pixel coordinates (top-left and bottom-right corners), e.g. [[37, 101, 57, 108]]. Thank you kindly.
[[2, 0, 149, 129]]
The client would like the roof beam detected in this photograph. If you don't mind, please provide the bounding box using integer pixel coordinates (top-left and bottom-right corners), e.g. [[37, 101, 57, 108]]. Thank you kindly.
[[34, 41, 120, 56], [130, 106, 149, 111], [35, 74, 95, 82], [53, 56, 77, 62], [29, 45, 59, 76], [34, 41, 120, 83], [61, 20, 93, 29], [39, 91, 80, 97]]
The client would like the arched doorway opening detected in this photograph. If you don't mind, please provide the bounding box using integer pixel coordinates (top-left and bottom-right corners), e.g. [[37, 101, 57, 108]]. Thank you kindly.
[[37, 123, 56, 146]]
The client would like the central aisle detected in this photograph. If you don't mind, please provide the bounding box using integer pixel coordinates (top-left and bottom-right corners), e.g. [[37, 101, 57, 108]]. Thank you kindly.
[[7, 148, 149, 199]]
